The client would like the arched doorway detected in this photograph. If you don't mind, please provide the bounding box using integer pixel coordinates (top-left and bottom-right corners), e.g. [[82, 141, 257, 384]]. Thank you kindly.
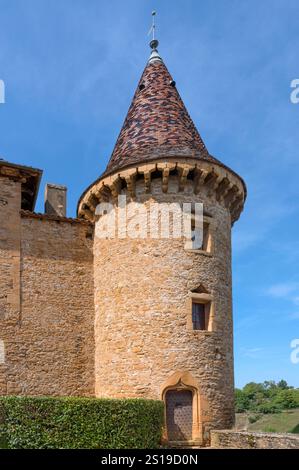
[[165, 389, 193, 441], [161, 371, 204, 444]]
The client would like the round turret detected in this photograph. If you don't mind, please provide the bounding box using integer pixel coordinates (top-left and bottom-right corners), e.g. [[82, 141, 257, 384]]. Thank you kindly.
[[78, 43, 246, 445]]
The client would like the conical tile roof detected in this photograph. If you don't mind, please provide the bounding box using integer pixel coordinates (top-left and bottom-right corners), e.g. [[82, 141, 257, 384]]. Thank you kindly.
[[104, 46, 219, 175], [77, 42, 247, 216]]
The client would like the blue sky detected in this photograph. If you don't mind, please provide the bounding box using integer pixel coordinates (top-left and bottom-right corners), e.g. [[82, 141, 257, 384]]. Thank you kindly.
[[0, 0, 299, 388]]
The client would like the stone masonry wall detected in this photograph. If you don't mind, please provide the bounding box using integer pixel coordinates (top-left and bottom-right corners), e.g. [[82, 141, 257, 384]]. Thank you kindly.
[[0, 177, 22, 392], [0, 178, 21, 321], [211, 430, 299, 449], [94, 176, 235, 439], [0, 202, 95, 396]]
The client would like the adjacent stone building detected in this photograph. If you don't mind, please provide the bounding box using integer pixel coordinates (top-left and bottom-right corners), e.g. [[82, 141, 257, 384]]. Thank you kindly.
[[0, 39, 246, 445]]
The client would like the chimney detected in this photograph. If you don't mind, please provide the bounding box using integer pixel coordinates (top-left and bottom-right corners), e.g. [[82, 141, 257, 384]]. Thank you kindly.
[[45, 184, 67, 217]]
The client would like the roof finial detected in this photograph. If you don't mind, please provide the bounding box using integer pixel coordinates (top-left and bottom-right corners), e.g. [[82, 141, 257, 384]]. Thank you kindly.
[[148, 10, 159, 49], [148, 11, 162, 63]]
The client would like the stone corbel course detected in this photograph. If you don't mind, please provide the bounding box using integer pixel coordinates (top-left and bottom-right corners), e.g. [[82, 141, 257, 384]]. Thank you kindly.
[[78, 158, 246, 225]]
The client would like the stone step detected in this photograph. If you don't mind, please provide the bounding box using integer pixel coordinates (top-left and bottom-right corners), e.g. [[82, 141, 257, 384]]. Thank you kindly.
[[167, 440, 206, 449]]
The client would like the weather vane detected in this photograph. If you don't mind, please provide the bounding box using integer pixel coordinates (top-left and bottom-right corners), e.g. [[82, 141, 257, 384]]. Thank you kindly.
[[148, 10, 158, 49], [150, 11, 156, 40]]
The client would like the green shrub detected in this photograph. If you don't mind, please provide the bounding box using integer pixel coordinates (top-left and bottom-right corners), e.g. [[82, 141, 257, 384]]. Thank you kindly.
[[248, 414, 260, 424], [274, 390, 299, 409], [254, 402, 281, 414], [291, 424, 299, 434], [0, 396, 164, 449]]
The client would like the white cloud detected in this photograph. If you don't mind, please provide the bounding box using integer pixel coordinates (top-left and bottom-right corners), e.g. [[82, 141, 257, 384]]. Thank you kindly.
[[241, 347, 264, 359], [233, 199, 299, 255], [267, 282, 299, 298], [266, 284, 299, 321]]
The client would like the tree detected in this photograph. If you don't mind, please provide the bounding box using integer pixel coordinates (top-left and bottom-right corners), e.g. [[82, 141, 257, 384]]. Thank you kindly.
[[243, 382, 265, 400], [235, 380, 299, 414], [235, 389, 250, 413], [274, 390, 298, 409], [277, 380, 289, 390], [263, 380, 277, 391]]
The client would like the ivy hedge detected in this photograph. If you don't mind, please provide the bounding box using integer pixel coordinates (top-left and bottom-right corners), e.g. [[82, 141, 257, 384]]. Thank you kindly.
[[0, 396, 164, 449]]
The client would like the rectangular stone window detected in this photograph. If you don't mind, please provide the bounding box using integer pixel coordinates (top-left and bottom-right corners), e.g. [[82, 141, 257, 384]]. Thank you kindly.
[[192, 301, 210, 330], [185, 215, 212, 253]]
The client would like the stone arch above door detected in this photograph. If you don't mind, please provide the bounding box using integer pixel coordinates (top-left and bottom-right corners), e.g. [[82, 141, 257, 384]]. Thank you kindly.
[[160, 370, 200, 396]]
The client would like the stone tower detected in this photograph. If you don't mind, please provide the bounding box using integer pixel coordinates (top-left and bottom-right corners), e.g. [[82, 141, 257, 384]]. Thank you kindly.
[[78, 39, 246, 445]]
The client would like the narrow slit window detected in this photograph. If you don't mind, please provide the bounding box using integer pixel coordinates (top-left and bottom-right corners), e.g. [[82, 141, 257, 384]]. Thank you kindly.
[[202, 222, 210, 251], [0, 340, 5, 364], [185, 213, 212, 252]]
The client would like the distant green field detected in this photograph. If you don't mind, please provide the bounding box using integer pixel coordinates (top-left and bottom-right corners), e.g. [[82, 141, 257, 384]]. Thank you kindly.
[[236, 408, 299, 434]]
